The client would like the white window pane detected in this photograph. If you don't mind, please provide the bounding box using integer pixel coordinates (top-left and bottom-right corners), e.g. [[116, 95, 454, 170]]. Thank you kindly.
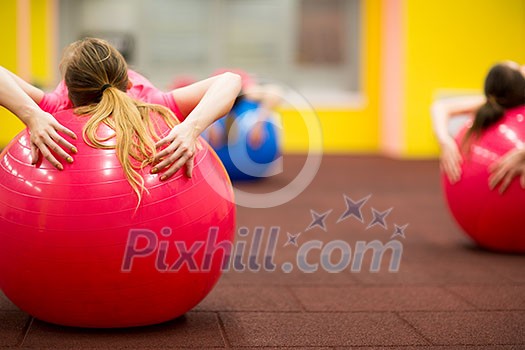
[[297, 0, 346, 65], [222, 0, 284, 67], [144, 0, 213, 66]]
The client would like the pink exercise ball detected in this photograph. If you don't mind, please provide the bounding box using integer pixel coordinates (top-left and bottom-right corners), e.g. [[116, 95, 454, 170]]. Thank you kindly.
[[0, 109, 235, 328], [443, 105, 525, 253]]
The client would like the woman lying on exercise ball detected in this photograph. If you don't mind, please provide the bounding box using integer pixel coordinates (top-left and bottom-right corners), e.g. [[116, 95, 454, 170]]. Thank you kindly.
[[0, 38, 241, 181], [431, 61, 525, 192]]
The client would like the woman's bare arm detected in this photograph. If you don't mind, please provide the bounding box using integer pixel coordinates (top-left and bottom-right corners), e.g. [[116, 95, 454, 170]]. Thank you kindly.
[[431, 96, 484, 183], [431, 96, 484, 144], [0, 66, 45, 104], [0, 66, 77, 169], [153, 72, 242, 179]]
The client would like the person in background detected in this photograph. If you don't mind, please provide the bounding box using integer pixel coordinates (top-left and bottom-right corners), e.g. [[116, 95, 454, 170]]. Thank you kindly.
[[431, 61, 525, 192], [193, 68, 282, 149]]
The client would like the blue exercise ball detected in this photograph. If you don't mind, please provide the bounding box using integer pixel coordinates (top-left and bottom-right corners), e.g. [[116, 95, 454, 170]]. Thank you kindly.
[[205, 99, 281, 181]]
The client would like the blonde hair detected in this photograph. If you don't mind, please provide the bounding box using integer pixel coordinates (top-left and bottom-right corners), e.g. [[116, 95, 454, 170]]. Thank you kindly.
[[61, 38, 179, 203]]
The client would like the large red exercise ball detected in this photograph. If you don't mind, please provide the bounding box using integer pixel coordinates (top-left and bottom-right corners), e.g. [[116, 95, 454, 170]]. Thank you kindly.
[[442, 105, 525, 253], [0, 109, 236, 328], [204, 99, 281, 181]]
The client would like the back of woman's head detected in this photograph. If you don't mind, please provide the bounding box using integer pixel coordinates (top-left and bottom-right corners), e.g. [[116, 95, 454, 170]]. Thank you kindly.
[[61, 38, 129, 107], [465, 62, 525, 143], [60, 38, 178, 204]]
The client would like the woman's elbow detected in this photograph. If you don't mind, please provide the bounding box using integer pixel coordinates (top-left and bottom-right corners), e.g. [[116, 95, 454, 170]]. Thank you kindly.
[[430, 101, 442, 118], [221, 72, 242, 93]]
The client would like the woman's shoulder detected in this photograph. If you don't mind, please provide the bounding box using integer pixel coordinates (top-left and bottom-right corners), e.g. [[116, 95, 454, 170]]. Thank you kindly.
[[505, 104, 525, 117]]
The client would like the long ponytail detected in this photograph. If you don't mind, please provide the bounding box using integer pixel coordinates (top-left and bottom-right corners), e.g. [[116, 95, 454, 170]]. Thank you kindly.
[[76, 87, 178, 204], [464, 97, 505, 142], [62, 38, 178, 204], [463, 63, 525, 147]]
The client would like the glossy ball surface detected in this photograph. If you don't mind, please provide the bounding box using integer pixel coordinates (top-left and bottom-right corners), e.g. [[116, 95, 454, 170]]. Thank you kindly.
[[0, 110, 235, 327], [443, 106, 525, 253]]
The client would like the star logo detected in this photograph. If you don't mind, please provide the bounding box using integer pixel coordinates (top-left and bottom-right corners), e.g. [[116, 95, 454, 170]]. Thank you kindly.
[[337, 194, 371, 223], [366, 207, 393, 230], [306, 209, 332, 232], [391, 224, 408, 239], [284, 232, 301, 247]]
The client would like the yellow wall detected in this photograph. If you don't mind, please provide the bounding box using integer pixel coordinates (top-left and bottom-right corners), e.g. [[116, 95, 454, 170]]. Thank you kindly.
[[0, 1, 17, 72], [0, 0, 54, 148], [405, 0, 525, 157], [0, 0, 24, 147], [281, 0, 382, 154], [30, 0, 53, 86]]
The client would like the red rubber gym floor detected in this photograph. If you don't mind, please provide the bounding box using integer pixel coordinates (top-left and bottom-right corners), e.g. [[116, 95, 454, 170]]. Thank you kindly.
[[1, 155, 524, 349]]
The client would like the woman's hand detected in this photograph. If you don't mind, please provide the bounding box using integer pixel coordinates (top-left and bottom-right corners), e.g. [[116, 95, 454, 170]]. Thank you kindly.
[[26, 110, 77, 170], [152, 122, 200, 180], [153, 71, 241, 180], [0, 66, 77, 169], [439, 136, 463, 183], [489, 148, 525, 193]]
